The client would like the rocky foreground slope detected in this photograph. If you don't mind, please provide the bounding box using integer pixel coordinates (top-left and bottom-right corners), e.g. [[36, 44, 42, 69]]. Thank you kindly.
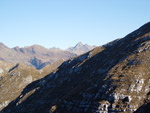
[[1, 22, 150, 113], [0, 61, 60, 111]]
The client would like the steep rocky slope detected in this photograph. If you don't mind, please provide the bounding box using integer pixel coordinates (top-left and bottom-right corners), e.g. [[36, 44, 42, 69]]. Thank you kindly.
[[0, 62, 52, 111], [67, 42, 96, 55], [0, 57, 65, 111], [2, 22, 150, 113]]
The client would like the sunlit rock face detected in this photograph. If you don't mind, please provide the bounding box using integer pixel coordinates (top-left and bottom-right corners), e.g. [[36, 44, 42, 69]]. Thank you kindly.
[[0, 63, 49, 111]]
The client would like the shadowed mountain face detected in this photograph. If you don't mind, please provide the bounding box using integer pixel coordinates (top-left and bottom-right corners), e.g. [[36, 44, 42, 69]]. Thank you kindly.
[[67, 42, 96, 55], [2, 22, 150, 113], [135, 103, 150, 113], [0, 44, 76, 69]]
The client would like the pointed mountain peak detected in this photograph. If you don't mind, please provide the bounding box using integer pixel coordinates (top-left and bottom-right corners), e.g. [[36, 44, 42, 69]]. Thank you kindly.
[[75, 42, 83, 47], [67, 42, 96, 55]]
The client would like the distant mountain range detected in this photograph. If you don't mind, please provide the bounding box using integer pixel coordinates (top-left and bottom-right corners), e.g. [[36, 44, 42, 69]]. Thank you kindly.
[[2, 22, 150, 113], [0, 42, 95, 110], [0, 42, 95, 69]]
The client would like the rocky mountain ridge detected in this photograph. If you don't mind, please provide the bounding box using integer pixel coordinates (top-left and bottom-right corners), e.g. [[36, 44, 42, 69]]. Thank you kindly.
[[1, 22, 150, 113], [0, 42, 95, 111], [0, 42, 94, 70], [67, 42, 96, 55]]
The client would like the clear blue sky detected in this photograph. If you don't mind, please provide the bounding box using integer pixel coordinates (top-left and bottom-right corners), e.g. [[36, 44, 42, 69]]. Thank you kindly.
[[0, 0, 150, 49]]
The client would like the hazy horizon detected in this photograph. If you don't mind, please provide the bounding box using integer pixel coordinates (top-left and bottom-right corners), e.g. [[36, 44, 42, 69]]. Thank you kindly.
[[0, 41, 97, 50], [0, 0, 150, 49]]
